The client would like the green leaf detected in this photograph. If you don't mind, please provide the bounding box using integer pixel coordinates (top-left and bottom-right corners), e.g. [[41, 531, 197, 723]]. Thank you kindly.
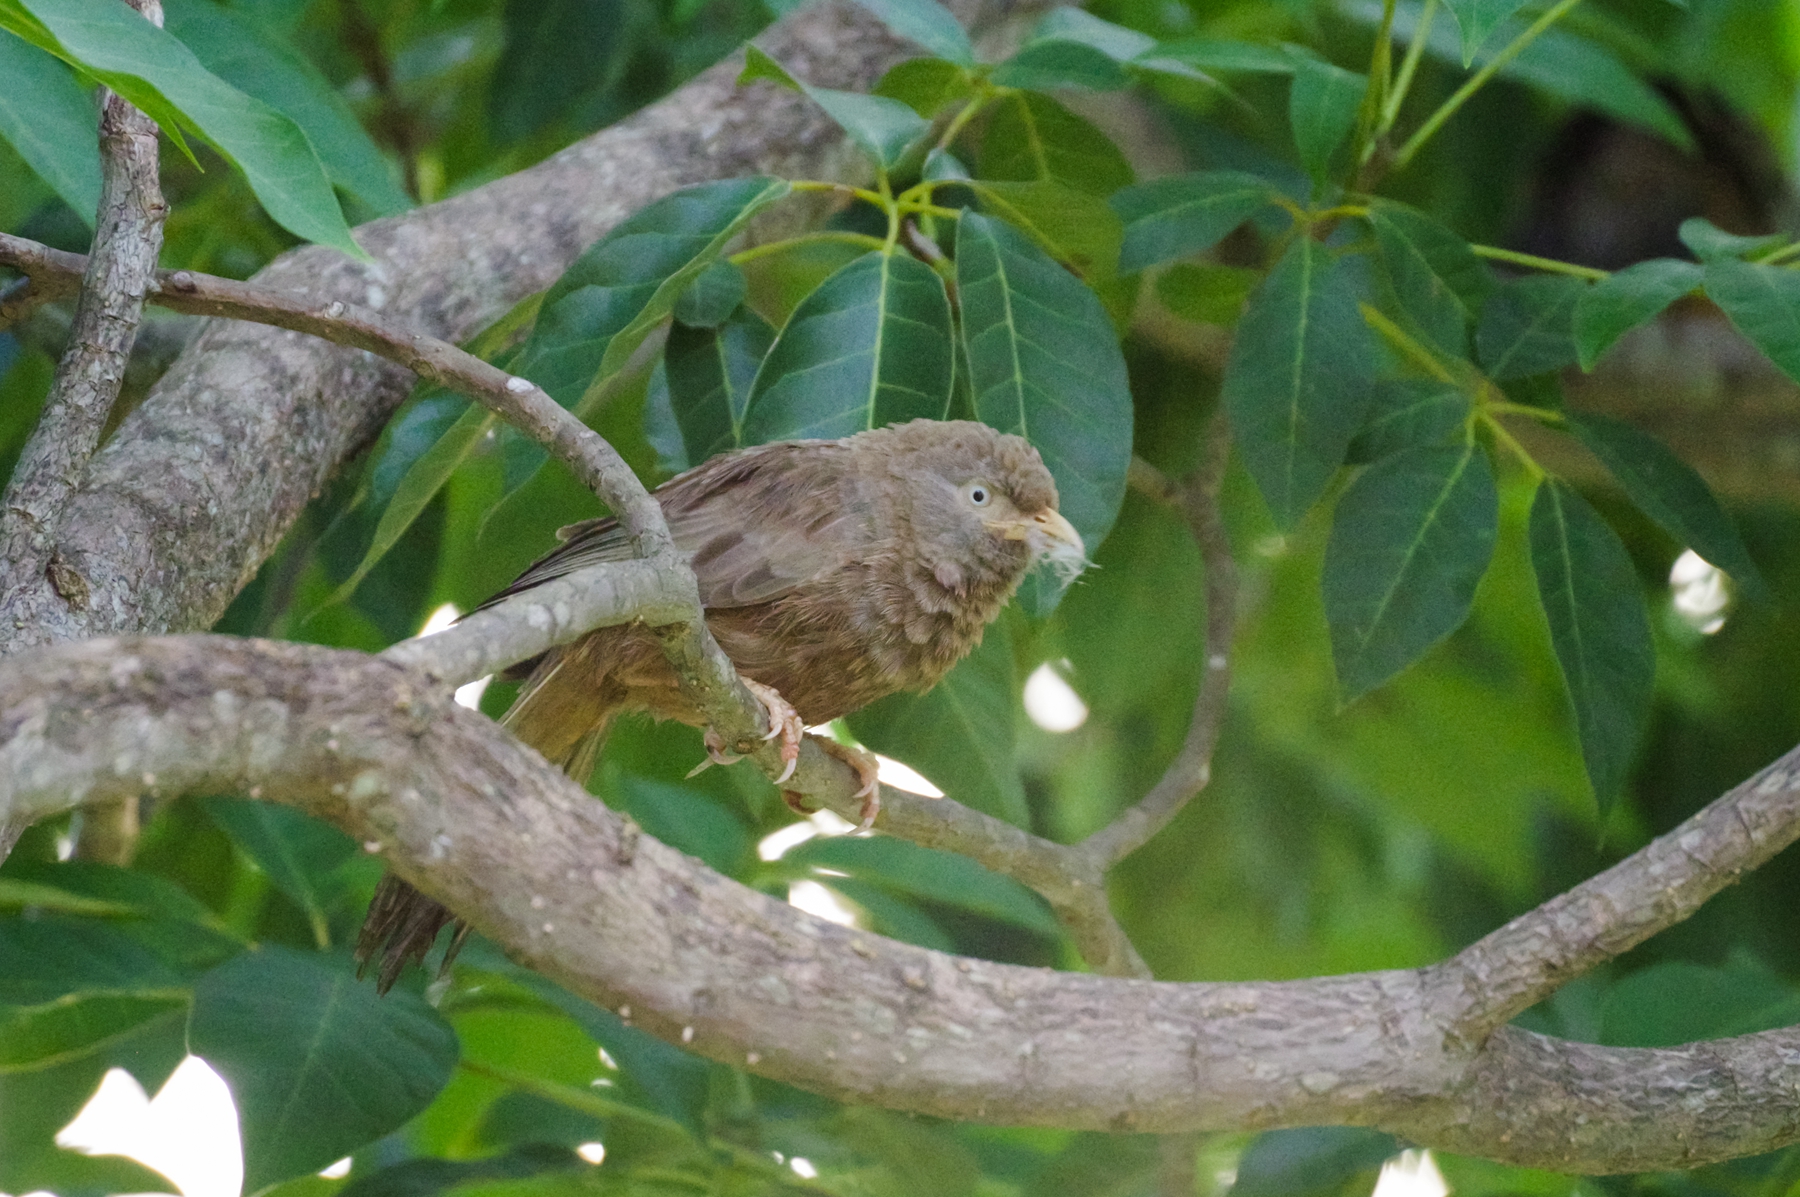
[[1599, 959, 1800, 1049], [1222, 238, 1377, 528], [1442, 0, 1531, 65], [1475, 274, 1584, 380], [849, 0, 972, 65], [663, 306, 774, 464], [189, 947, 459, 1192], [1528, 479, 1655, 815], [518, 175, 791, 408], [162, 0, 411, 216], [956, 211, 1133, 567], [0, 33, 99, 222], [1288, 55, 1367, 184], [1111, 170, 1277, 273], [1148, 38, 1295, 75], [486, 0, 626, 145], [200, 798, 359, 949], [787, 833, 1060, 935], [845, 618, 1027, 824], [874, 55, 975, 117], [742, 250, 953, 442], [1029, 6, 1156, 61], [1573, 258, 1701, 369], [672, 260, 747, 329], [1702, 255, 1800, 386], [1368, 199, 1492, 357], [614, 773, 752, 877], [314, 400, 492, 614], [977, 91, 1133, 197], [1155, 262, 1260, 326], [0, 918, 189, 1073], [1325, 443, 1498, 700], [0, 0, 363, 255], [971, 179, 1122, 280], [0, 878, 137, 918], [741, 46, 929, 169], [1347, 381, 1468, 463], [990, 39, 1131, 91], [1566, 412, 1765, 599], [1233, 1128, 1398, 1197], [1677, 216, 1787, 262]]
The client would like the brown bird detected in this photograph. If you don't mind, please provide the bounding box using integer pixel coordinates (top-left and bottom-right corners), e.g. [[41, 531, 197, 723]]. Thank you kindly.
[[356, 418, 1086, 991]]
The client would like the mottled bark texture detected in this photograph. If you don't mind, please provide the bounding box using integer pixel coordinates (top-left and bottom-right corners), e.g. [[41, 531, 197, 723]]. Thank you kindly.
[[0, 0, 167, 603], [0, 0, 1030, 651], [3, 635, 1800, 1174]]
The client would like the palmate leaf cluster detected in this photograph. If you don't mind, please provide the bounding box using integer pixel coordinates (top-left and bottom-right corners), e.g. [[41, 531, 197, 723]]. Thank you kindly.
[[7, 0, 1800, 1194]]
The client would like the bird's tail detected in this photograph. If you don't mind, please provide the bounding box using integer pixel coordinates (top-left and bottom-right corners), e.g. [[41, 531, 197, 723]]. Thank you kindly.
[[354, 654, 615, 993]]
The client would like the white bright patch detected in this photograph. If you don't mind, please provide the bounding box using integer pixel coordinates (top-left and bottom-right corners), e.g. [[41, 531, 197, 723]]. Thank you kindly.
[[875, 753, 944, 798], [56, 1057, 242, 1197], [787, 880, 859, 927], [758, 821, 819, 861], [454, 674, 492, 710], [1023, 662, 1089, 733], [414, 603, 492, 707], [318, 1158, 353, 1179], [1372, 1150, 1448, 1197], [1669, 549, 1729, 634], [416, 602, 461, 637], [790, 1157, 819, 1179], [576, 1142, 607, 1164]]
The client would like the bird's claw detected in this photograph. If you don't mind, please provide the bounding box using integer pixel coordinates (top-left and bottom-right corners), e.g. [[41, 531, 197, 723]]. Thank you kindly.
[[687, 729, 744, 778], [740, 677, 804, 785], [811, 738, 883, 832]]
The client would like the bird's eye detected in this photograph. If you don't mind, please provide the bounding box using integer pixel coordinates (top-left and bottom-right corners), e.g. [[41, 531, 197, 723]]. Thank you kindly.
[[966, 483, 992, 507]]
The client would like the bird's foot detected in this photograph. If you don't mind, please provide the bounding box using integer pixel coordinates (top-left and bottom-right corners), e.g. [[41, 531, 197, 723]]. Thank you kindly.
[[741, 677, 804, 785], [798, 738, 883, 832], [686, 730, 743, 778]]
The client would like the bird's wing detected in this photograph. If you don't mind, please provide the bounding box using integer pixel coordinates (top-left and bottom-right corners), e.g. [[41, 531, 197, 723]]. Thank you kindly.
[[474, 440, 863, 613]]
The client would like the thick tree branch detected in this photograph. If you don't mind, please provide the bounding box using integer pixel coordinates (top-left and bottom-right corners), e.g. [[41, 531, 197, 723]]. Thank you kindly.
[[4, 635, 1800, 1173]]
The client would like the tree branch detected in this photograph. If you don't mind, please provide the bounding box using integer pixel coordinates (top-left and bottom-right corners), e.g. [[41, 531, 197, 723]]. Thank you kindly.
[[5, 634, 1800, 1173], [1083, 421, 1236, 867], [0, 0, 167, 600]]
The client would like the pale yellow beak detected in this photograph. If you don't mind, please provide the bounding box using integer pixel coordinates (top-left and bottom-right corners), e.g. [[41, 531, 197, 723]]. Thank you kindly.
[[1004, 507, 1083, 552]]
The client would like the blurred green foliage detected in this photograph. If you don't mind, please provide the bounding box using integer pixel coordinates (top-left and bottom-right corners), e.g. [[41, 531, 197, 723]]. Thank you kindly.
[[7, 0, 1800, 1193]]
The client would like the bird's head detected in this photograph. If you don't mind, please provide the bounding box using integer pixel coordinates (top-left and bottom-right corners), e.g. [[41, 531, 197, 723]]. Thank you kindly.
[[870, 420, 1090, 590]]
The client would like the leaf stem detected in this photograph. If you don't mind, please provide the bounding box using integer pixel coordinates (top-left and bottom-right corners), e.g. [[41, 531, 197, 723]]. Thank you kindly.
[[1754, 240, 1800, 267], [1477, 409, 1546, 481], [937, 91, 990, 153], [1392, 0, 1586, 169], [729, 231, 889, 266], [1382, 0, 1438, 129], [1358, 302, 1462, 386], [1352, 0, 1398, 168], [790, 179, 888, 209], [1470, 244, 1608, 280]]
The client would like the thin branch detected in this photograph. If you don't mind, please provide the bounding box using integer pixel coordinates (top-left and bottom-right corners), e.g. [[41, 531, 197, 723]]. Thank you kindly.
[[1083, 416, 1237, 867], [1427, 743, 1800, 1044], [7, 634, 1800, 1172], [0, 0, 168, 598], [0, 231, 1147, 974]]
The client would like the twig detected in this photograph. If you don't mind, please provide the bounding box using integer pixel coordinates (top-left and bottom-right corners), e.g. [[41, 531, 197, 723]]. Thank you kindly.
[[0, 0, 168, 598], [1083, 414, 1237, 867]]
